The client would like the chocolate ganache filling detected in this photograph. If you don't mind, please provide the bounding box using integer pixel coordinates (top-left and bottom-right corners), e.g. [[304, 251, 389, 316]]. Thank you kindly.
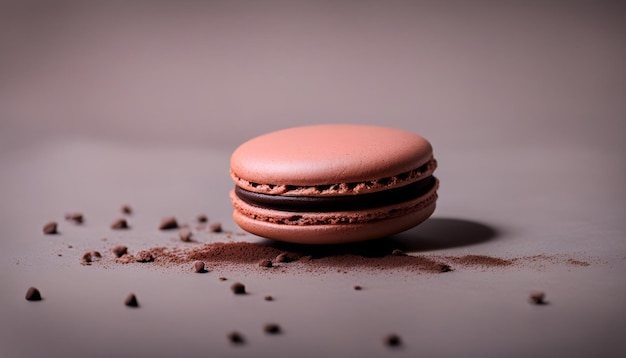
[[235, 176, 436, 212]]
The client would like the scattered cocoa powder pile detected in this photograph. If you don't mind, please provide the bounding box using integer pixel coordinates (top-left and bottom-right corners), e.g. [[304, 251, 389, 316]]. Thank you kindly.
[[445, 255, 513, 267], [117, 242, 457, 273], [105, 241, 594, 274], [187, 242, 289, 264], [566, 258, 590, 267], [308, 253, 452, 273]]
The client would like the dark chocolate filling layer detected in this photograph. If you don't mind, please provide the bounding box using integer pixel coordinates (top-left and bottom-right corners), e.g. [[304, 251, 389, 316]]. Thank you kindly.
[[235, 176, 436, 212]]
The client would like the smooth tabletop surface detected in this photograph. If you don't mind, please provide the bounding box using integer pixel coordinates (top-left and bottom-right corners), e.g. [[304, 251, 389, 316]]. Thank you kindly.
[[1, 2, 625, 357]]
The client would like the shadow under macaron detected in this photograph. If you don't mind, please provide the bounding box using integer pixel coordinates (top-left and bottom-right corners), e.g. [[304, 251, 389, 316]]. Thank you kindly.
[[261, 217, 500, 257], [386, 217, 500, 252]]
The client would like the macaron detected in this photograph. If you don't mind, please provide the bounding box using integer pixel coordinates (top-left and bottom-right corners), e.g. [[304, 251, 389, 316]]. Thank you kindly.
[[229, 124, 438, 244]]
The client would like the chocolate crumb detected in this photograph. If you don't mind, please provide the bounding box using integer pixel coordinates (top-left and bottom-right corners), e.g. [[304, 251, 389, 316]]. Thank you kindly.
[[25, 287, 42, 301], [111, 218, 129, 230], [385, 334, 402, 347], [193, 261, 206, 273], [275, 252, 297, 263], [121, 205, 132, 215], [125, 293, 139, 307], [209, 222, 222, 233], [64, 212, 84, 224], [264, 295, 273, 301], [227, 331, 244, 344], [264, 323, 281, 334], [197, 214, 208, 223], [135, 250, 154, 263], [81, 251, 101, 264], [354, 285, 362, 290], [259, 259, 273, 268], [437, 263, 453, 272], [179, 229, 193, 242], [112, 245, 128, 258], [219, 277, 228, 281], [43, 222, 58, 235], [391, 249, 407, 256], [117, 254, 134, 264], [231, 282, 246, 295], [68, 245, 73, 249], [159, 217, 178, 230], [529, 291, 547, 305]]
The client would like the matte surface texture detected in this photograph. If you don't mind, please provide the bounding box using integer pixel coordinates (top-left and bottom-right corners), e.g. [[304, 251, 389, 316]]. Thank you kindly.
[[1, 2, 625, 358]]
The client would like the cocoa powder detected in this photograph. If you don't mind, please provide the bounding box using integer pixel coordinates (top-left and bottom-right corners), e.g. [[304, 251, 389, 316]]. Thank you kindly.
[[113, 241, 457, 273], [104, 240, 592, 274], [446, 255, 513, 267], [566, 258, 590, 267]]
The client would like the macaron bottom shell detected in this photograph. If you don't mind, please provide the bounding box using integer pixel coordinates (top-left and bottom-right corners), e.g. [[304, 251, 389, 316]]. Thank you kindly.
[[232, 201, 436, 244]]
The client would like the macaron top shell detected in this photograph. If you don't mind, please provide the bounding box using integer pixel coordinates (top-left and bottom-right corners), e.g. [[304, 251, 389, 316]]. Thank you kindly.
[[230, 124, 434, 195]]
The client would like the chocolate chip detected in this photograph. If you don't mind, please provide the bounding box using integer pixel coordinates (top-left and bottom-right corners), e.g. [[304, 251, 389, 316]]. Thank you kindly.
[[264, 295, 273, 301], [121, 205, 133, 215], [111, 218, 129, 230], [158, 217, 178, 230], [529, 291, 547, 305], [64, 212, 84, 224], [193, 261, 206, 273], [354, 285, 362, 290], [391, 249, 407, 256], [227, 331, 244, 344], [135, 250, 154, 263], [259, 259, 273, 268], [219, 277, 228, 281], [385, 334, 402, 347], [82, 251, 101, 264], [208, 222, 222, 233], [25, 287, 42, 301], [125, 293, 139, 307], [43, 222, 58, 235], [264, 323, 281, 334], [231, 282, 246, 295], [112, 245, 128, 258], [197, 214, 208, 223], [179, 229, 192, 242], [275, 252, 295, 263]]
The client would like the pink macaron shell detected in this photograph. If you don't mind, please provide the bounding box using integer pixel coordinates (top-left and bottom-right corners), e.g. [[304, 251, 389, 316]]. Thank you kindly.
[[230, 124, 433, 187]]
